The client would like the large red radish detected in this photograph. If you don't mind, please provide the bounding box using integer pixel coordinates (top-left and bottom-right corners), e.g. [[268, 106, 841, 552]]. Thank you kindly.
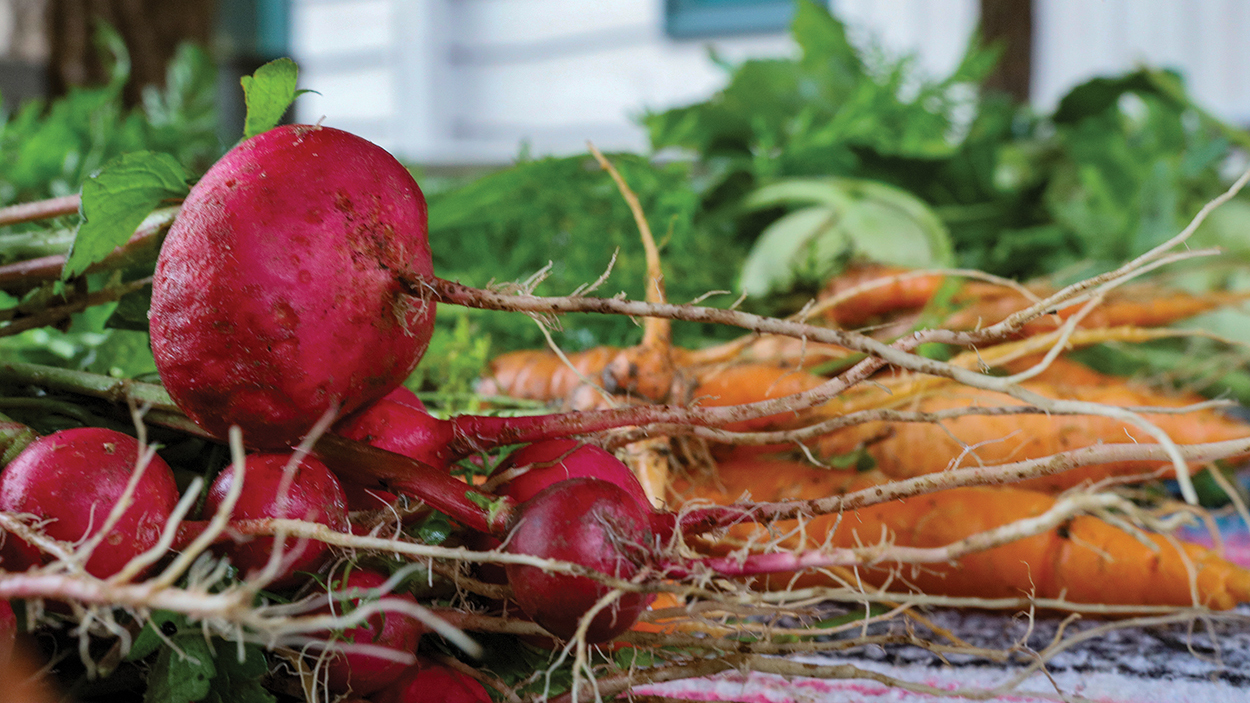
[[490, 439, 650, 507], [149, 124, 436, 449]]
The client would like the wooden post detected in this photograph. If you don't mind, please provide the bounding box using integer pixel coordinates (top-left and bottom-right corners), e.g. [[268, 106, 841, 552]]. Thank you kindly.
[[980, 0, 1033, 104]]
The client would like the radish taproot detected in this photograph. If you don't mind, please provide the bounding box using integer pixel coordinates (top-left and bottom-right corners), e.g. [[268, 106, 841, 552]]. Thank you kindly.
[[504, 478, 652, 642], [198, 452, 349, 587], [317, 569, 425, 696], [0, 428, 179, 578], [149, 124, 436, 449]]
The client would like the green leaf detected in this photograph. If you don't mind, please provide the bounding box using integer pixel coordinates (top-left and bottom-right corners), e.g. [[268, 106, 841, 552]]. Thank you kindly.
[[132, 615, 275, 703], [410, 510, 455, 546], [64, 151, 188, 279], [739, 206, 841, 297], [241, 58, 300, 138], [104, 283, 153, 331], [143, 635, 215, 703], [1052, 71, 1158, 124], [127, 611, 182, 662], [205, 641, 275, 703], [738, 178, 951, 297]]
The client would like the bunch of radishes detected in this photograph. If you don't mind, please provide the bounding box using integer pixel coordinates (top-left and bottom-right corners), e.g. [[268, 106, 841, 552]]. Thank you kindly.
[[0, 124, 813, 698], [145, 123, 692, 640]]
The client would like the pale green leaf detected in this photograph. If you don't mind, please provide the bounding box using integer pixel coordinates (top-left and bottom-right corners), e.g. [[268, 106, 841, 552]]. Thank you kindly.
[[241, 57, 299, 138], [739, 206, 841, 296]]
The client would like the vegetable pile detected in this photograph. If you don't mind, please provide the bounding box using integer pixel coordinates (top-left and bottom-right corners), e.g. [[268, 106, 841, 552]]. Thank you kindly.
[[4, 6, 1250, 702]]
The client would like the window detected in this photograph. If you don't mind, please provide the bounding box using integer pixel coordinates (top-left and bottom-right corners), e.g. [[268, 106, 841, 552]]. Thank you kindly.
[[665, 0, 819, 38]]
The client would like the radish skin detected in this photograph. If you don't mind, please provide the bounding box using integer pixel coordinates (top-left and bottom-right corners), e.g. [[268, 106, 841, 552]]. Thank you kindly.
[[319, 569, 424, 696]]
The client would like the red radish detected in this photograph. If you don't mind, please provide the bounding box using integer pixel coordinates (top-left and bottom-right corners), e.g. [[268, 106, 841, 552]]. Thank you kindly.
[[149, 124, 436, 449], [0, 428, 178, 578], [491, 439, 649, 507], [505, 478, 651, 643], [201, 452, 348, 587], [380, 386, 427, 413], [373, 657, 491, 703], [342, 483, 399, 514], [318, 569, 424, 695], [334, 390, 452, 469]]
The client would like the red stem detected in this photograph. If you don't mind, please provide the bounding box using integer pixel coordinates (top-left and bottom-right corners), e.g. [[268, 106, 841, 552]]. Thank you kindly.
[[313, 434, 505, 535], [0, 207, 175, 292], [0, 194, 80, 227]]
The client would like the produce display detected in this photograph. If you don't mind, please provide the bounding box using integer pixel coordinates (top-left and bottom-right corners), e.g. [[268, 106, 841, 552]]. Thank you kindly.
[[3, 6, 1250, 701]]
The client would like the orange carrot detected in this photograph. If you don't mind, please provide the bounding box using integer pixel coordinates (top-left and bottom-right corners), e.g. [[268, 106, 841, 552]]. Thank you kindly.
[[944, 284, 1250, 333], [819, 263, 947, 327], [671, 458, 1250, 608], [685, 362, 829, 432], [477, 346, 621, 402], [816, 377, 1250, 492], [816, 263, 1250, 333]]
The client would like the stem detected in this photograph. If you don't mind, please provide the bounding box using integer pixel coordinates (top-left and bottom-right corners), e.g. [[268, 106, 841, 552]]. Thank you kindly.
[[442, 355, 888, 458], [0, 411, 37, 464], [0, 276, 153, 338], [0, 194, 81, 227], [0, 362, 177, 410], [0, 207, 176, 292], [312, 434, 502, 535]]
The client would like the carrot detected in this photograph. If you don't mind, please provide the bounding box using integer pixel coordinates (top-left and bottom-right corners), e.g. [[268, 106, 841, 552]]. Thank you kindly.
[[944, 284, 1250, 333], [818, 263, 947, 327], [815, 376, 1250, 492], [671, 458, 1250, 608], [479, 336, 851, 405], [477, 346, 621, 402], [684, 362, 829, 432], [815, 263, 1250, 333], [479, 147, 681, 407]]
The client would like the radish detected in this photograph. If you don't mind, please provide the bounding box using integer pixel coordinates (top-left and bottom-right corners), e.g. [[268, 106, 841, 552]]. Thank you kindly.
[[504, 478, 652, 643], [379, 386, 428, 413], [373, 657, 491, 703], [491, 439, 649, 507], [199, 452, 348, 587], [149, 124, 436, 449], [318, 569, 424, 696], [0, 428, 179, 578], [334, 388, 451, 469]]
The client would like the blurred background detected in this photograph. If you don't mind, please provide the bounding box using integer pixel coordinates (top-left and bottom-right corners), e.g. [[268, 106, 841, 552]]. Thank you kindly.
[[5, 0, 1250, 389], [3, 0, 1250, 165]]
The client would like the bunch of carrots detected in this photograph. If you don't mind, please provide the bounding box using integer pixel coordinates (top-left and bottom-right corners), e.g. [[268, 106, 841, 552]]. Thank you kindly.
[[478, 157, 1250, 613]]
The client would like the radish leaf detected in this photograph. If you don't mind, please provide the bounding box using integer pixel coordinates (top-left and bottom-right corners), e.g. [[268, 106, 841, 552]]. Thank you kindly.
[[143, 635, 214, 703], [63, 152, 188, 279], [241, 57, 303, 138]]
